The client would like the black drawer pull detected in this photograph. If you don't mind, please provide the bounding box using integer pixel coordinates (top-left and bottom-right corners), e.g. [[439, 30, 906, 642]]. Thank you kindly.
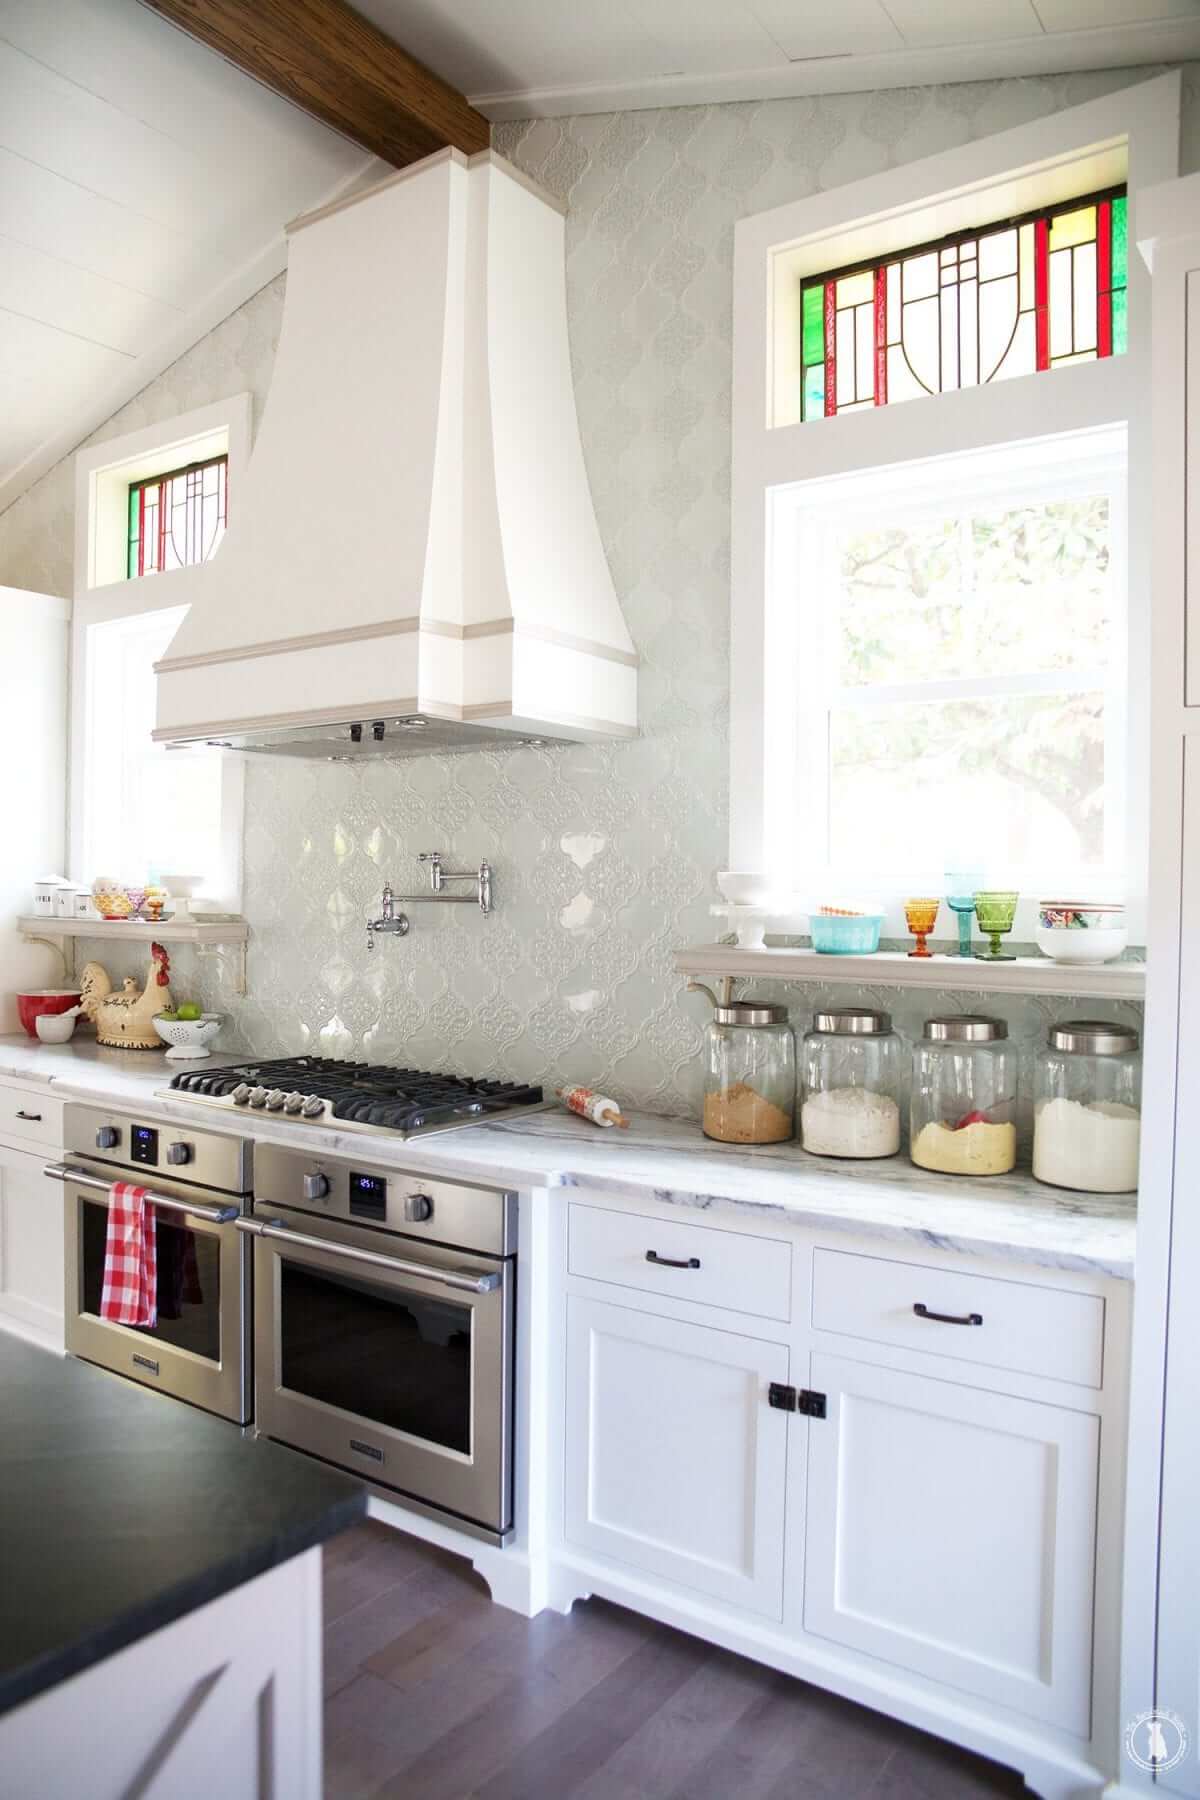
[[646, 1250, 701, 1270], [15, 1111, 42, 1122], [914, 1302, 983, 1327]]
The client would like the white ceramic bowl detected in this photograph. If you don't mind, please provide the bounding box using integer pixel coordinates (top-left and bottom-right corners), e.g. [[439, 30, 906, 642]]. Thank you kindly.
[[35, 1010, 78, 1044], [160, 874, 203, 899], [1035, 924, 1129, 965], [716, 870, 769, 905], [153, 1013, 223, 1060]]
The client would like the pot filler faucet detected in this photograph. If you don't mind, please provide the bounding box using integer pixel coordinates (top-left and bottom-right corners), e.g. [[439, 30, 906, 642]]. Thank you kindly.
[[367, 851, 493, 949]]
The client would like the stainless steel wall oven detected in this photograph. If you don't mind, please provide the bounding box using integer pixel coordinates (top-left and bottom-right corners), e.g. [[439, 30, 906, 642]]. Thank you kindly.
[[242, 1145, 516, 1544], [50, 1104, 253, 1423]]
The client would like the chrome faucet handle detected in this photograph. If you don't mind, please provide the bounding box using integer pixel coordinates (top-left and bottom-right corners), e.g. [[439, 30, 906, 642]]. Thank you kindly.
[[418, 851, 443, 892]]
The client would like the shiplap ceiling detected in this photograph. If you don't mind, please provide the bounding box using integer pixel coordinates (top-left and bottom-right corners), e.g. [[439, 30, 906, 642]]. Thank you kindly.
[[356, 0, 1200, 116], [0, 0, 381, 516]]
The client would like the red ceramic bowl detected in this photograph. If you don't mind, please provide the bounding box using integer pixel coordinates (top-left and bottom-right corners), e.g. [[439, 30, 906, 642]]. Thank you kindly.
[[16, 989, 81, 1038]]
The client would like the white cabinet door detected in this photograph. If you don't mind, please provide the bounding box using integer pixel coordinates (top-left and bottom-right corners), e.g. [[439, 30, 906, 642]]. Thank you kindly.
[[804, 1353, 1099, 1735], [565, 1296, 790, 1618], [1154, 734, 1200, 1796], [0, 1139, 65, 1351]]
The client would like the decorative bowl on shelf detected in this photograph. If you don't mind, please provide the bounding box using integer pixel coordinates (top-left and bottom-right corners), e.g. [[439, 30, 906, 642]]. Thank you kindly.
[[1035, 901, 1128, 965], [809, 912, 884, 954], [152, 1013, 223, 1060], [92, 889, 134, 920], [16, 989, 82, 1038], [716, 871, 769, 906]]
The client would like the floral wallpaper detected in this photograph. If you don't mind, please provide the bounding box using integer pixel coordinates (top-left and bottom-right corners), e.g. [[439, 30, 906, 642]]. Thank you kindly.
[[3, 67, 1183, 1115]]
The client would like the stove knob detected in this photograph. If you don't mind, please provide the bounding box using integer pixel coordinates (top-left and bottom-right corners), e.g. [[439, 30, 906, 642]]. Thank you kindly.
[[248, 1086, 268, 1109], [166, 1142, 191, 1166], [231, 1083, 252, 1106], [265, 1089, 286, 1111], [94, 1125, 120, 1150], [300, 1096, 325, 1119], [283, 1092, 305, 1115], [303, 1171, 330, 1201], [404, 1192, 434, 1223]]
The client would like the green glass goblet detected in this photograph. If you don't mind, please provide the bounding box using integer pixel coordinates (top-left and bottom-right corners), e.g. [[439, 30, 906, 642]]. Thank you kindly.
[[973, 890, 1019, 961]]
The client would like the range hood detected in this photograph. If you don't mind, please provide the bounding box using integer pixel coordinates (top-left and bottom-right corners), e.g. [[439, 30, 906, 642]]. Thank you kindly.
[[154, 148, 637, 758]]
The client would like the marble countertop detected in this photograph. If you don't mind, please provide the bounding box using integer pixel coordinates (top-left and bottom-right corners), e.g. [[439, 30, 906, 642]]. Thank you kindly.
[[0, 1037, 1136, 1279]]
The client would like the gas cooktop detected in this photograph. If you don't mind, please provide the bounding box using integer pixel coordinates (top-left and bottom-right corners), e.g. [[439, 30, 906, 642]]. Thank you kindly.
[[162, 1056, 545, 1139]]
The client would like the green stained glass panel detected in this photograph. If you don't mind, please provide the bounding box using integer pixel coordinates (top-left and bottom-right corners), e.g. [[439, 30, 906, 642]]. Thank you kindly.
[[802, 286, 825, 368], [1111, 195, 1127, 290], [803, 364, 825, 421], [1112, 287, 1128, 356], [127, 486, 139, 579]]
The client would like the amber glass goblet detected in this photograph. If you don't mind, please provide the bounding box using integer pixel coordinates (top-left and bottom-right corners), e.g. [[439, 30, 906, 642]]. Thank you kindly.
[[904, 897, 940, 959], [974, 890, 1019, 961]]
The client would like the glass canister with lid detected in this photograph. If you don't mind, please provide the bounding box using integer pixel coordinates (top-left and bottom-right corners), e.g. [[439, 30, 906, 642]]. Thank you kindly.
[[692, 987, 796, 1144], [800, 1008, 904, 1158], [1032, 1020, 1141, 1193], [910, 1016, 1018, 1176]]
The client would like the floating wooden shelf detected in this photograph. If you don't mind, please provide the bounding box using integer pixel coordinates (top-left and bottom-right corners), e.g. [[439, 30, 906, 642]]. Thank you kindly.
[[675, 944, 1146, 1002], [19, 917, 250, 996]]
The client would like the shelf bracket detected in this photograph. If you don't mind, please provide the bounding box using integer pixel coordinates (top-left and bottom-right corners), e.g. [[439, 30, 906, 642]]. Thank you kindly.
[[22, 930, 75, 983]]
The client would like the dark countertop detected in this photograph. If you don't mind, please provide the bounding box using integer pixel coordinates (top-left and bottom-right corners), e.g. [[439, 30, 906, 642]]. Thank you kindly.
[[0, 1337, 366, 1718]]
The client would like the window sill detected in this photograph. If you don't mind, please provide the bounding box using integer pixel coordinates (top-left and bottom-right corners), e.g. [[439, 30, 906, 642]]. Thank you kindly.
[[674, 943, 1145, 1001]]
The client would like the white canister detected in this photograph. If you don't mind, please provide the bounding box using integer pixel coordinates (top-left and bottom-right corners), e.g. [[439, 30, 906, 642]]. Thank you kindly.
[[53, 886, 81, 917], [73, 891, 98, 921], [32, 879, 64, 915]]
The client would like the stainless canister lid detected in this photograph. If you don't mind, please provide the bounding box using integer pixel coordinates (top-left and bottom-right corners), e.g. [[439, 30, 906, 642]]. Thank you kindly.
[[812, 1007, 893, 1035], [923, 1015, 1008, 1042], [713, 1001, 789, 1027], [1048, 1019, 1140, 1055]]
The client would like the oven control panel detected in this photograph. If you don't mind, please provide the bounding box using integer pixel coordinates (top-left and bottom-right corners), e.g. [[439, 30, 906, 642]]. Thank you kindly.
[[130, 1124, 159, 1166], [349, 1170, 387, 1222], [253, 1143, 517, 1256]]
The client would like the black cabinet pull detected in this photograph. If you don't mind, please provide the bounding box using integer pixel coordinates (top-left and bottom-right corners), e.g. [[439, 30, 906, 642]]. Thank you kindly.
[[15, 1111, 42, 1122], [913, 1302, 983, 1327], [646, 1250, 701, 1270]]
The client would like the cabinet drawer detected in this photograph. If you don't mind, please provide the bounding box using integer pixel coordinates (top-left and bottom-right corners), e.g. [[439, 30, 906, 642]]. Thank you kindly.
[[568, 1201, 791, 1321], [0, 1084, 64, 1154], [811, 1248, 1104, 1388]]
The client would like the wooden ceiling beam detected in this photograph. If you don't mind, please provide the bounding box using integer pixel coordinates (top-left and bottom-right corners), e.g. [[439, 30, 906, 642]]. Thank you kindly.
[[139, 0, 490, 167]]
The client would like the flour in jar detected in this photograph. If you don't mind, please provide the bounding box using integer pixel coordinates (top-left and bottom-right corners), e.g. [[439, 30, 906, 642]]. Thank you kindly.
[[801, 1086, 900, 1158], [1033, 1097, 1141, 1193]]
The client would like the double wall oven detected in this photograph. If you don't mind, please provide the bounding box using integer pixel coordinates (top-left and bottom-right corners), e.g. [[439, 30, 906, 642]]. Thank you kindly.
[[50, 1103, 517, 1545], [49, 1105, 252, 1423]]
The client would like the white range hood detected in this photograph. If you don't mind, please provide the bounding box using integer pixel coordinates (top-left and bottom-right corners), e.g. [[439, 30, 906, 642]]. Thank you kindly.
[[154, 148, 637, 758]]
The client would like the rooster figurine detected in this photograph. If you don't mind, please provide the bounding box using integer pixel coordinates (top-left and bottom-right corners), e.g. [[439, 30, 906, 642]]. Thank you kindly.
[[79, 944, 172, 1050]]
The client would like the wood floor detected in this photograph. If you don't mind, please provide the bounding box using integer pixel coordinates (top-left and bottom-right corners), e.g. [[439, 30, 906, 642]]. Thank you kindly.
[[323, 1522, 1027, 1799]]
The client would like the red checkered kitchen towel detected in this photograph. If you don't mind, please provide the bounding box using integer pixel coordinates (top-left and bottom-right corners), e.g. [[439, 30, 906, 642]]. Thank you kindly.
[[99, 1182, 158, 1327]]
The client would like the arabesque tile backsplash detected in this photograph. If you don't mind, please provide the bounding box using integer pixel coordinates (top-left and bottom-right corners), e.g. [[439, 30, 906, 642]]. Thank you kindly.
[[4, 70, 1174, 1115]]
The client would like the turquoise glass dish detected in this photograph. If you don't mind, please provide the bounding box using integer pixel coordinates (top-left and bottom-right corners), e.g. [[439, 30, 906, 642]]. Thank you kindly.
[[809, 914, 884, 954]]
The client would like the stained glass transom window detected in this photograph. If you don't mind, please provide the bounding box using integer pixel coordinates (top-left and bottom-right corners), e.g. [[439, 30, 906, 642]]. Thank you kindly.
[[800, 188, 1127, 421], [127, 455, 228, 577]]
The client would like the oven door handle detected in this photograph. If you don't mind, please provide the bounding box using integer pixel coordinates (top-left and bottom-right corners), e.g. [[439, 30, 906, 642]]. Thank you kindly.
[[235, 1216, 501, 1294], [44, 1162, 241, 1225]]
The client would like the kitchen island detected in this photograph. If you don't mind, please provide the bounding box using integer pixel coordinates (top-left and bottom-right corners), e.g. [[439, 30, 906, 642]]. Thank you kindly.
[[0, 1335, 364, 1798]]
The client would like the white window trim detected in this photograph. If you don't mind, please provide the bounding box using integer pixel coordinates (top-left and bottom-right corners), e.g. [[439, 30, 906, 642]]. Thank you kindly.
[[731, 71, 1182, 945], [70, 396, 253, 905]]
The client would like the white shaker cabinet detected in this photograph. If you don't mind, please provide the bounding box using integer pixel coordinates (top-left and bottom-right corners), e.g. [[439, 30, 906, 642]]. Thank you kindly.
[[803, 1353, 1099, 1735], [0, 1138, 65, 1351], [564, 1295, 790, 1619]]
